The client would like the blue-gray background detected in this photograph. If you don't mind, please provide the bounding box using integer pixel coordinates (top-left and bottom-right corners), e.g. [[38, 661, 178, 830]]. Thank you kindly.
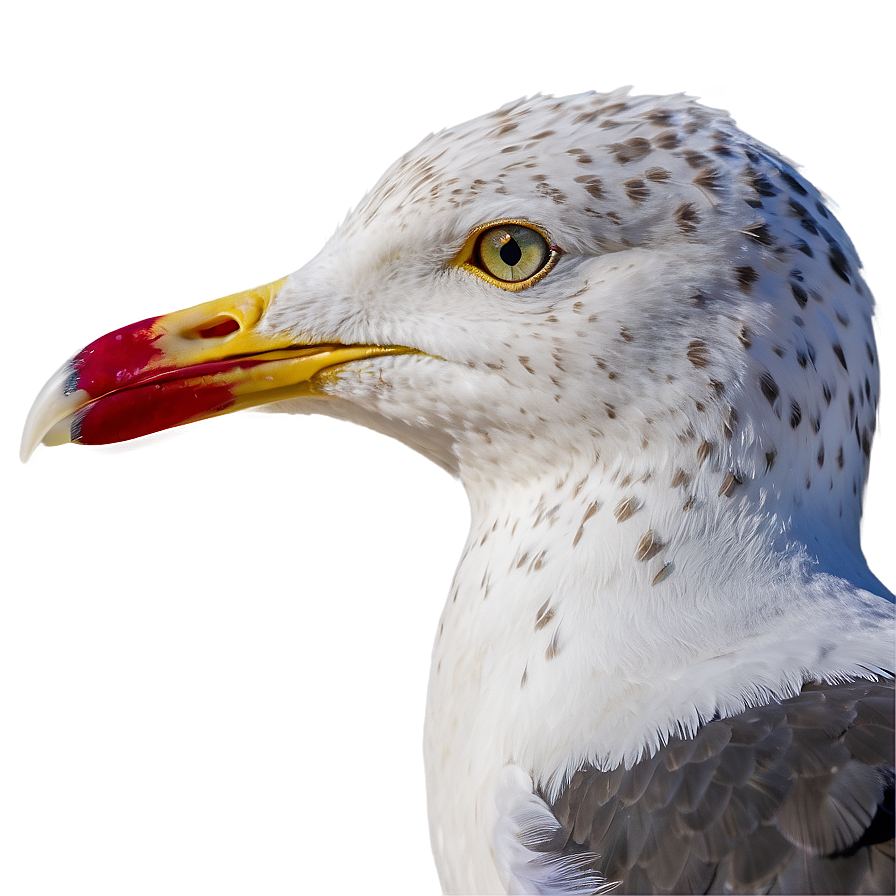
[[3, 2, 892, 892]]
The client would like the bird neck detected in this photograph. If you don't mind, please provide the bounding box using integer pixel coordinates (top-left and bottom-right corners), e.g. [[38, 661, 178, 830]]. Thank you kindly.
[[436, 448, 891, 768], [423, 450, 892, 890]]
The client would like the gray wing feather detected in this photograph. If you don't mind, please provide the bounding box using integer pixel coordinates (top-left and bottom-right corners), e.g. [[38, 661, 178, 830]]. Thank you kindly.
[[537, 680, 894, 894]]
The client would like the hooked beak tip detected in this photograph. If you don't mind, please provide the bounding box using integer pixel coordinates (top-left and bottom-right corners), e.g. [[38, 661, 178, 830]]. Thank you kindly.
[[20, 361, 85, 462]]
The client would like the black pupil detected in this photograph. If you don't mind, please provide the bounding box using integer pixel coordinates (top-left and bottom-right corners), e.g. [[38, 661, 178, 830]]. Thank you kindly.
[[500, 237, 522, 267]]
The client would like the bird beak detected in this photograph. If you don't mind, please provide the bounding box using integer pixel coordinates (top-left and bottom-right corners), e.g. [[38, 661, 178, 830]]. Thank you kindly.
[[21, 277, 416, 461]]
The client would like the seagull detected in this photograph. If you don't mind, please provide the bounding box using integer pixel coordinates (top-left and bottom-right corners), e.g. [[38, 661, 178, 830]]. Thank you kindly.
[[22, 89, 894, 894]]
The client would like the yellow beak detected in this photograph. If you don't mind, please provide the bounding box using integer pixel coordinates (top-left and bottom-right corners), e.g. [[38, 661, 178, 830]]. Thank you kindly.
[[21, 277, 417, 460]]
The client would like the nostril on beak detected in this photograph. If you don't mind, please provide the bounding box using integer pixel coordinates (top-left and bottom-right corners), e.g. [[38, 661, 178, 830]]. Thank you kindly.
[[194, 317, 240, 339]]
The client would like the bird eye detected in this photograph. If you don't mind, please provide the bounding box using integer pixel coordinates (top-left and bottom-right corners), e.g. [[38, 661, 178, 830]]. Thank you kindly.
[[452, 220, 561, 291], [479, 224, 548, 281]]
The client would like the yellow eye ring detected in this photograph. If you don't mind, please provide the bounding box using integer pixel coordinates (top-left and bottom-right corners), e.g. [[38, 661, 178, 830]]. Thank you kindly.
[[451, 219, 563, 291]]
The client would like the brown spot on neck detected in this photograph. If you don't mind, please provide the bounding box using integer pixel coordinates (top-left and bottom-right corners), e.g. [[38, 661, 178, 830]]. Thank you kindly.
[[614, 496, 642, 522], [535, 600, 555, 632], [718, 471, 743, 497], [635, 530, 665, 562]]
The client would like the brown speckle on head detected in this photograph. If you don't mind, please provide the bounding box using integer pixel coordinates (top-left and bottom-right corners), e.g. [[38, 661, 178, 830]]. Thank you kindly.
[[832, 343, 848, 371], [759, 370, 780, 405], [609, 137, 652, 164], [654, 131, 680, 150], [644, 109, 674, 125], [693, 167, 722, 194], [676, 202, 700, 235], [737, 322, 753, 349], [746, 167, 777, 198], [623, 178, 650, 203], [828, 244, 851, 283], [779, 168, 808, 196], [636, 530, 665, 562], [573, 174, 604, 200], [697, 440, 714, 466], [711, 131, 735, 158], [535, 181, 568, 204], [686, 339, 709, 368], [794, 238, 814, 258], [602, 101, 631, 117], [734, 266, 759, 292], [644, 166, 671, 182], [680, 150, 710, 169], [572, 108, 601, 125], [684, 114, 709, 134], [743, 221, 774, 246]]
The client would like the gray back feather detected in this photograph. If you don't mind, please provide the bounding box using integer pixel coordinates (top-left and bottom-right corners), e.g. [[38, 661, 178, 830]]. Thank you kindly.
[[537, 681, 894, 894]]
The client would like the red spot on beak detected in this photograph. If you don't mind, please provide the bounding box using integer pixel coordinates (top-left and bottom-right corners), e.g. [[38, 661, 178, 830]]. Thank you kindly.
[[72, 316, 163, 397], [74, 379, 236, 445]]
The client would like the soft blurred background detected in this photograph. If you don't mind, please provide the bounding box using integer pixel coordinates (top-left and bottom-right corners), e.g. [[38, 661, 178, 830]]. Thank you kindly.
[[2, 2, 892, 893]]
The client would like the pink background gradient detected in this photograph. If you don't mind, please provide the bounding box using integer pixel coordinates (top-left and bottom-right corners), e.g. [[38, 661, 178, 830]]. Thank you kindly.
[[0, 2, 894, 896]]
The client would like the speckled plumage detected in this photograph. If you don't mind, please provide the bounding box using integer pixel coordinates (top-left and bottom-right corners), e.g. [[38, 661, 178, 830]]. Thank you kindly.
[[267, 90, 895, 893], [25, 89, 896, 893]]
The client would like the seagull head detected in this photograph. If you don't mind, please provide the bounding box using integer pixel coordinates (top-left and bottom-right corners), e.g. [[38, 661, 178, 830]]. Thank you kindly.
[[22, 90, 880, 573]]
